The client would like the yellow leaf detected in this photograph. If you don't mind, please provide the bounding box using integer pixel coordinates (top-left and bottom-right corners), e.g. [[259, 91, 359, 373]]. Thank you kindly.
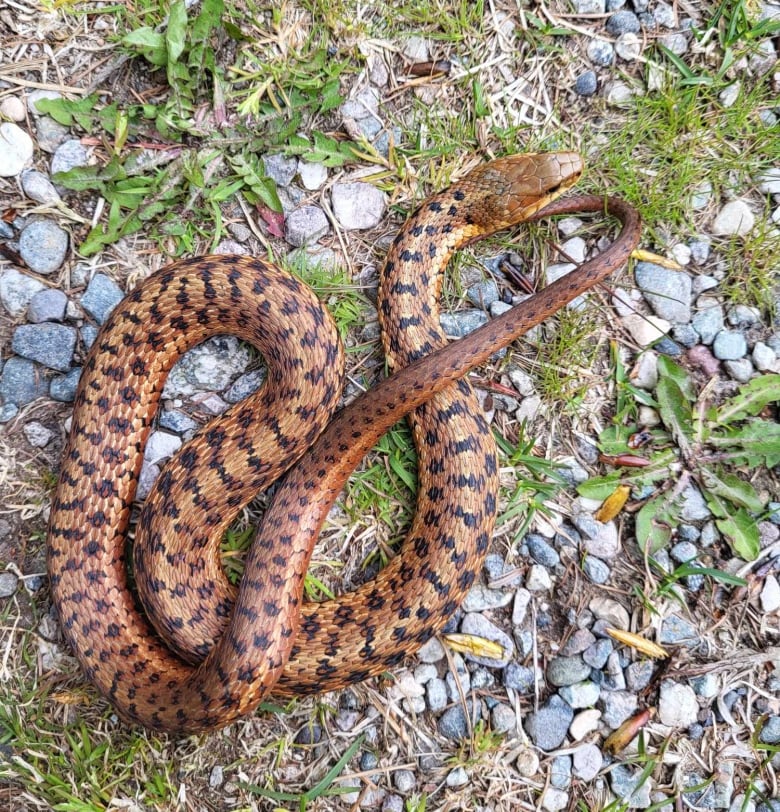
[[443, 633, 506, 660], [596, 485, 631, 522], [606, 628, 669, 659], [631, 249, 682, 270]]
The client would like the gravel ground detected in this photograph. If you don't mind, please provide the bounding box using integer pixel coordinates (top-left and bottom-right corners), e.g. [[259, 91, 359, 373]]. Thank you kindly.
[[1, 1, 780, 811]]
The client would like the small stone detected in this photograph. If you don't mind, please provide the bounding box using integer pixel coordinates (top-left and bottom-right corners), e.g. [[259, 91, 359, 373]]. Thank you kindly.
[[713, 330, 748, 361], [680, 484, 711, 521], [753, 342, 778, 372], [12, 323, 77, 372], [0, 572, 19, 598], [587, 39, 614, 66], [0, 122, 34, 176], [605, 10, 641, 34], [610, 763, 653, 808], [295, 723, 323, 744], [547, 656, 592, 687], [758, 168, 780, 195], [0, 268, 47, 316], [491, 703, 517, 734], [527, 535, 560, 567], [635, 262, 692, 323], [425, 678, 447, 711], [526, 564, 552, 591], [393, 769, 416, 793], [208, 765, 224, 789], [570, 708, 601, 740], [19, 220, 69, 275], [583, 556, 610, 584], [515, 747, 540, 777], [445, 766, 468, 789], [559, 681, 601, 709], [28, 288, 68, 323], [572, 743, 602, 781], [574, 0, 605, 11], [625, 660, 655, 691], [331, 182, 386, 230], [48, 368, 80, 403], [298, 160, 328, 190], [658, 680, 699, 727], [525, 696, 574, 750], [660, 614, 699, 645], [689, 240, 712, 266], [0, 357, 49, 406], [541, 787, 569, 812], [144, 431, 182, 466], [80, 273, 125, 323], [589, 596, 630, 629], [575, 71, 598, 96], [21, 170, 62, 205], [712, 200, 755, 236], [417, 636, 445, 663], [438, 706, 468, 740], [0, 96, 25, 122], [660, 32, 688, 55], [615, 32, 642, 60], [285, 205, 329, 247], [759, 716, 780, 744], [51, 139, 89, 176], [760, 575, 780, 613], [461, 583, 513, 612], [34, 116, 70, 153], [622, 313, 670, 347], [600, 690, 638, 728], [504, 662, 535, 693], [693, 300, 725, 345], [402, 35, 430, 62], [466, 279, 499, 309], [23, 421, 54, 448], [724, 358, 754, 383], [719, 81, 741, 108], [583, 638, 613, 669]]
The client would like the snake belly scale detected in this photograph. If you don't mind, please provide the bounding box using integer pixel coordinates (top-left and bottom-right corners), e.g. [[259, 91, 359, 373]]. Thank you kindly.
[[47, 153, 641, 732]]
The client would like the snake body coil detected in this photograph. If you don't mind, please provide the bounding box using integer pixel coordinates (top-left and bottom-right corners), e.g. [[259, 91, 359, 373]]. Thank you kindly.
[[47, 153, 641, 732]]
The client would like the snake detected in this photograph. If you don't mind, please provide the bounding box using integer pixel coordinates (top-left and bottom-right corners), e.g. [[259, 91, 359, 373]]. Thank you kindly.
[[46, 153, 641, 733]]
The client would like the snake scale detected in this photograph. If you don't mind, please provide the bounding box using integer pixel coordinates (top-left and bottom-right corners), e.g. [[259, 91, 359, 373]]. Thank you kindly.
[[46, 153, 641, 733]]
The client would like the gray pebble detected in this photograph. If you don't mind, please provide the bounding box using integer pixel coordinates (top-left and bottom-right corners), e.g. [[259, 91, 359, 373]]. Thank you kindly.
[[660, 32, 688, 54], [466, 279, 499, 309], [689, 240, 712, 266], [28, 288, 67, 323], [586, 39, 615, 66], [550, 755, 572, 790], [35, 116, 70, 153], [263, 153, 298, 186], [417, 637, 445, 663], [605, 10, 641, 34], [50, 368, 82, 402], [583, 555, 610, 584], [440, 310, 489, 337], [600, 690, 638, 728], [159, 409, 199, 434], [759, 716, 780, 744], [607, 0, 626, 9], [713, 329, 748, 361], [692, 302, 725, 345], [0, 122, 34, 176], [208, 765, 224, 789], [0, 572, 19, 598], [524, 696, 574, 750], [625, 660, 655, 691], [0, 404, 19, 422], [0, 357, 49, 406], [574, 0, 605, 11], [561, 629, 596, 656], [438, 705, 469, 740], [223, 368, 267, 402], [753, 342, 777, 372], [295, 723, 322, 744], [670, 541, 698, 563], [575, 71, 598, 96], [360, 751, 378, 771], [571, 513, 620, 559], [12, 323, 77, 372], [724, 358, 754, 383], [491, 703, 517, 733], [285, 205, 329, 247], [527, 534, 560, 567], [393, 769, 416, 793], [728, 304, 761, 326], [80, 273, 125, 323], [654, 1, 677, 27], [660, 614, 699, 645], [610, 763, 653, 807], [504, 661, 535, 692], [634, 262, 692, 323], [547, 655, 592, 687], [672, 323, 698, 348], [461, 583, 512, 612], [19, 220, 69, 275], [680, 484, 711, 521], [21, 169, 62, 205], [51, 139, 89, 175], [331, 182, 386, 230], [572, 743, 602, 781], [0, 268, 47, 317], [559, 681, 600, 709], [80, 324, 99, 351], [23, 420, 54, 448], [426, 678, 448, 711], [382, 794, 404, 812], [583, 638, 613, 669]]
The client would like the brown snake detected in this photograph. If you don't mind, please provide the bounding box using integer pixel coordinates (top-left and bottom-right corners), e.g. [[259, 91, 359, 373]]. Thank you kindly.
[[47, 153, 641, 733]]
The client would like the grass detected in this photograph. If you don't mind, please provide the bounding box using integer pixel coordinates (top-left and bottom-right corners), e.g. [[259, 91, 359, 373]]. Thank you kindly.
[[2, 0, 780, 809]]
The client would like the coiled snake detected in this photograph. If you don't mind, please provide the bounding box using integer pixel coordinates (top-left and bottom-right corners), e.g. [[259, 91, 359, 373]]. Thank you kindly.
[[47, 153, 641, 733]]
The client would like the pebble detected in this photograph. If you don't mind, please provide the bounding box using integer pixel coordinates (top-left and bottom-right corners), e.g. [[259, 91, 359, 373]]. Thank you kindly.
[[660, 32, 688, 55], [760, 575, 780, 613], [224, 369, 266, 403], [719, 81, 741, 109], [163, 336, 251, 398], [461, 583, 513, 612], [0, 357, 48, 407], [610, 763, 653, 807], [572, 513, 620, 559], [559, 681, 600, 709], [547, 656, 592, 687], [208, 765, 224, 789], [285, 205, 329, 247], [605, 10, 641, 34], [589, 596, 630, 630], [466, 279, 499, 309], [524, 696, 574, 750], [0, 572, 19, 598], [600, 690, 638, 728], [575, 71, 598, 96], [383, 795, 403, 812], [0, 96, 26, 122], [417, 637, 445, 663], [12, 323, 76, 372], [550, 755, 572, 790], [724, 358, 754, 383], [0, 268, 47, 317], [0, 122, 34, 176], [615, 32, 642, 60], [34, 115, 70, 153], [760, 716, 780, 745], [445, 766, 469, 789], [692, 300, 725, 344], [583, 556, 610, 584], [490, 703, 517, 733], [144, 431, 182, 466], [459, 613, 513, 667], [679, 484, 711, 521], [425, 678, 447, 711], [625, 661, 655, 691], [50, 368, 81, 402], [19, 220, 69, 275], [570, 708, 601, 740], [263, 154, 298, 186], [51, 139, 89, 176], [583, 638, 613, 669], [622, 313, 670, 347], [712, 200, 755, 236], [752, 342, 778, 371], [331, 182, 386, 230], [504, 662, 535, 692], [712, 330, 748, 361], [562, 629, 596, 656], [758, 168, 780, 195], [23, 421, 54, 448], [660, 614, 699, 645], [28, 288, 67, 323], [587, 39, 614, 66], [574, 0, 605, 11], [526, 564, 552, 591], [634, 262, 692, 323], [298, 160, 328, 190], [438, 705, 469, 740], [21, 169, 62, 205], [728, 304, 761, 326], [526, 534, 560, 567], [80, 273, 126, 323], [541, 787, 569, 812], [393, 769, 416, 793]]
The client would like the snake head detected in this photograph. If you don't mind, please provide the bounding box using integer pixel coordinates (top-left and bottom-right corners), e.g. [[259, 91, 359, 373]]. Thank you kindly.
[[463, 152, 584, 229]]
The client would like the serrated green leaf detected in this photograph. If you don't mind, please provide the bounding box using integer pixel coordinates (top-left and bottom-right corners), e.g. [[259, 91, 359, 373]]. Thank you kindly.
[[708, 421, 780, 467], [635, 496, 674, 554], [714, 507, 760, 560], [192, 0, 224, 41], [52, 159, 126, 192], [166, 0, 188, 63], [657, 355, 696, 401], [577, 474, 623, 501], [715, 374, 780, 425], [656, 375, 693, 457], [700, 469, 764, 512]]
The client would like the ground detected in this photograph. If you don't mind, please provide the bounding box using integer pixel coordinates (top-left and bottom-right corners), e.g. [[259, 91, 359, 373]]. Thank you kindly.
[[0, 1, 780, 811]]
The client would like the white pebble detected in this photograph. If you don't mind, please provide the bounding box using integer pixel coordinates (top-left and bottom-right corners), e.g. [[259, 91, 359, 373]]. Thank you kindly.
[[0, 96, 26, 122], [712, 200, 755, 236], [760, 575, 780, 613]]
